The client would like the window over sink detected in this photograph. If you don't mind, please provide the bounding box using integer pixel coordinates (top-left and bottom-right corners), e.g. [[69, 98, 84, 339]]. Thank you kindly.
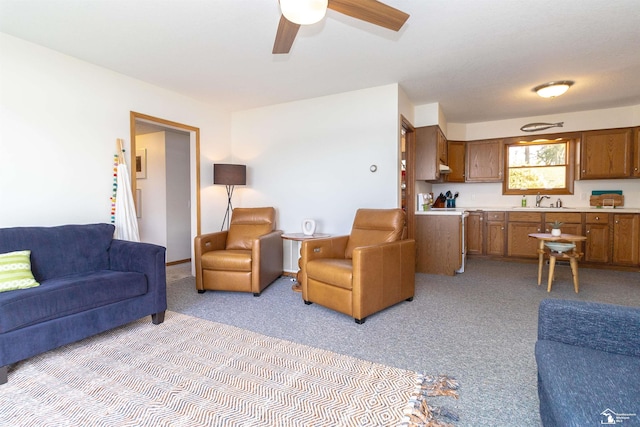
[[503, 138, 576, 195]]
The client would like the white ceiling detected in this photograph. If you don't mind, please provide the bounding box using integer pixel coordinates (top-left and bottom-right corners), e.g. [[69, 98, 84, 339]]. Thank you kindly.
[[1, 0, 640, 123]]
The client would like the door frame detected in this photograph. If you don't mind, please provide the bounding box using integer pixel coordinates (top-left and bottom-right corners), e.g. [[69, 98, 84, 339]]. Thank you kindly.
[[129, 111, 202, 245]]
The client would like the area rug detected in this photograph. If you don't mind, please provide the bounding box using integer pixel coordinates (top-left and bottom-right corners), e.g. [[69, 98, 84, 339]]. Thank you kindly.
[[0, 312, 458, 426]]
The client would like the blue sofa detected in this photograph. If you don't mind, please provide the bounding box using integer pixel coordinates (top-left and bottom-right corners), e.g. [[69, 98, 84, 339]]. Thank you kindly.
[[0, 223, 167, 385], [535, 299, 640, 426]]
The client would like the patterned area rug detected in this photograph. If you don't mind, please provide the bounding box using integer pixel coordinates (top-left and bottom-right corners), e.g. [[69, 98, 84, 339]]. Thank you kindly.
[[0, 312, 458, 426]]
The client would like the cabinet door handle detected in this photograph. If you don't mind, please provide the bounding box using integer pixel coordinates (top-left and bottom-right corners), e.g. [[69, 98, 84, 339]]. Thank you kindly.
[[537, 228, 541, 232], [586, 230, 590, 234], [595, 216, 599, 220]]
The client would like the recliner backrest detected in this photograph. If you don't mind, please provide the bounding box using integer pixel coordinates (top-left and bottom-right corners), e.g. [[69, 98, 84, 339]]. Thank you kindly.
[[344, 209, 405, 259], [226, 207, 276, 250]]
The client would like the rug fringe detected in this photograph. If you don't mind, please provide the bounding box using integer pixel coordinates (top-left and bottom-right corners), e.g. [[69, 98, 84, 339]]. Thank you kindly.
[[397, 373, 459, 427]]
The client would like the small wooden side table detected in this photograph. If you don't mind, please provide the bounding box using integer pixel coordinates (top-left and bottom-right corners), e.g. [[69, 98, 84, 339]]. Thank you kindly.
[[281, 233, 330, 292], [528, 233, 587, 293]]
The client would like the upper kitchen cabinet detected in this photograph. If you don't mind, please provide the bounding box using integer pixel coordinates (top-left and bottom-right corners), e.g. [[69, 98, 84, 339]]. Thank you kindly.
[[446, 141, 466, 182], [415, 125, 448, 181], [634, 127, 640, 177], [580, 128, 633, 179], [465, 139, 504, 182]]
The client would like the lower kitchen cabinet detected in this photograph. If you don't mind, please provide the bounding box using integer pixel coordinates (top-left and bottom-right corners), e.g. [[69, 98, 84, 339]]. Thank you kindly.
[[613, 214, 640, 266], [416, 214, 464, 276], [507, 212, 542, 258], [585, 213, 611, 263], [466, 211, 483, 255], [485, 212, 506, 256]]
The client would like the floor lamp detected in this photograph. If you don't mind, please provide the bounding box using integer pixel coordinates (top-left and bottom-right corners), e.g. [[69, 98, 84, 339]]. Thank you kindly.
[[213, 163, 246, 231]]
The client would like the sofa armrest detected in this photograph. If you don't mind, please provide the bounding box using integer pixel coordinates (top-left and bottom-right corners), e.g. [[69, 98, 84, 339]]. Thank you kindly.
[[538, 299, 640, 358], [109, 239, 167, 313]]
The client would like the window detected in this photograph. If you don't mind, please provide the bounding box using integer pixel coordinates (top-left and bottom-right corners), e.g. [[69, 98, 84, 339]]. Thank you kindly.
[[503, 139, 574, 195]]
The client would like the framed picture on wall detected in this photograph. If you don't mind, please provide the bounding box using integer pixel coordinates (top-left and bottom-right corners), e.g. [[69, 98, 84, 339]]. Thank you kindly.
[[136, 149, 147, 179]]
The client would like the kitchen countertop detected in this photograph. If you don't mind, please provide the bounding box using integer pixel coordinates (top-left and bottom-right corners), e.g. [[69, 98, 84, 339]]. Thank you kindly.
[[416, 206, 640, 215]]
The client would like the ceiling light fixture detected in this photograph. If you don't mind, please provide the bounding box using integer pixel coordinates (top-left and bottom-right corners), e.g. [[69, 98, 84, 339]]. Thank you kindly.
[[533, 81, 574, 98], [279, 0, 328, 25]]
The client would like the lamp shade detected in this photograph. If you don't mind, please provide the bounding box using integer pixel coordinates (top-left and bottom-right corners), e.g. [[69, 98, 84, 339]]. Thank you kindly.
[[213, 164, 246, 185]]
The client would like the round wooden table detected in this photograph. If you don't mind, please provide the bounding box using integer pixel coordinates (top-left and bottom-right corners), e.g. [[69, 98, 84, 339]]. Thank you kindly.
[[281, 233, 331, 292], [528, 233, 587, 293]]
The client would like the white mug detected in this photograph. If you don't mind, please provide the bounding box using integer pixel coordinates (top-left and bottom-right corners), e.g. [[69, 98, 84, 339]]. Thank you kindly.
[[302, 219, 316, 236]]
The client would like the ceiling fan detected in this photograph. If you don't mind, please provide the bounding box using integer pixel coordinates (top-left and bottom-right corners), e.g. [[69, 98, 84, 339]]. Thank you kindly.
[[273, 0, 410, 54]]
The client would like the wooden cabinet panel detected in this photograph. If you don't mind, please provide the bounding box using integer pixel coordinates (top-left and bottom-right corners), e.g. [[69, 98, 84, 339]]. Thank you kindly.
[[585, 223, 611, 263], [415, 125, 447, 181], [486, 220, 506, 256], [613, 214, 640, 265], [507, 222, 542, 258], [446, 141, 465, 182], [465, 139, 503, 182], [466, 211, 483, 255], [416, 215, 462, 275], [634, 127, 640, 177], [580, 128, 633, 179]]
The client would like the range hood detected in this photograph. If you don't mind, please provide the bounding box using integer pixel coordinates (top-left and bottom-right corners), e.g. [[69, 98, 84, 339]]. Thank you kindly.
[[439, 164, 451, 174]]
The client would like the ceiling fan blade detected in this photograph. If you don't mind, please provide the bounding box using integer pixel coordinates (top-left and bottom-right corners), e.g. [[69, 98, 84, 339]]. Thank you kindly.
[[328, 0, 409, 31], [273, 15, 301, 54]]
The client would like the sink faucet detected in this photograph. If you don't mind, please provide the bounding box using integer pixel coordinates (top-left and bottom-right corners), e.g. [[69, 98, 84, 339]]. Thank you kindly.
[[536, 192, 551, 207]]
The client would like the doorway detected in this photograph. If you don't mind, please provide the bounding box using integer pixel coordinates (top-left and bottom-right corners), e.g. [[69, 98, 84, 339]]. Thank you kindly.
[[129, 112, 201, 265]]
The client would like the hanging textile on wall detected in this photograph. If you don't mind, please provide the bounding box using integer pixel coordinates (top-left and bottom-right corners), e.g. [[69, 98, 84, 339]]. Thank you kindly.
[[113, 138, 140, 242]]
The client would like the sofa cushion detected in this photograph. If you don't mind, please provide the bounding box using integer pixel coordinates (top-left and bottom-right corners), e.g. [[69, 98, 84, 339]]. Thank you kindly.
[[0, 224, 115, 282], [0, 270, 147, 334], [536, 339, 640, 426], [0, 250, 39, 293]]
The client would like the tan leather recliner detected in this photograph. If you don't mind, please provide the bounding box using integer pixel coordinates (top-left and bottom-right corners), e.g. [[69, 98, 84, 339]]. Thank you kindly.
[[194, 207, 283, 296], [300, 208, 415, 323]]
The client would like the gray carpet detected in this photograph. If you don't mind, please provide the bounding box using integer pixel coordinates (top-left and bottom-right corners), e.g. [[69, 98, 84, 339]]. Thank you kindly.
[[167, 259, 640, 426]]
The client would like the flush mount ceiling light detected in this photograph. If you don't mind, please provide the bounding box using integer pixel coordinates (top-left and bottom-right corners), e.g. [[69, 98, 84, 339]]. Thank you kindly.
[[533, 81, 574, 98], [279, 0, 328, 25]]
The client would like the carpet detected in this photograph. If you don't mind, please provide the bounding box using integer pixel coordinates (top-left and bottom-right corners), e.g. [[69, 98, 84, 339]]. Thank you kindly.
[[0, 312, 458, 426]]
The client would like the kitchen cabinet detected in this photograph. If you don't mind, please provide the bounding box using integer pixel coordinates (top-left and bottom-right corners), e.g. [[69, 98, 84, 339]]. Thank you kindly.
[[584, 213, 611, 264], [415, 125, 447, 181], [580, 128, 633, 179], [613, 214, 640, 266], [485, 211, 506, 256], [545, 212, 583, 254], [416, 214, 463, 275], [446, 140, 465, 182], [465, 139, 504, 182], [634, 127, 640, 177], [466, 211, 483, 255], [507, 212, 542, 258]]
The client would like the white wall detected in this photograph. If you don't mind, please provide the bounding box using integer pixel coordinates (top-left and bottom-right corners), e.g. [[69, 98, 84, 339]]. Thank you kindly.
[[0, 33, 231, 245], [231, 84, 402, 236]]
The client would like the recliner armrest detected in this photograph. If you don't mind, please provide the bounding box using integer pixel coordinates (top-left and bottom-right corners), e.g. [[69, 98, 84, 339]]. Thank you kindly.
[[301, 235, 349, 262], [538, 299, 640, 358], [194, 231, 228, 290]]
